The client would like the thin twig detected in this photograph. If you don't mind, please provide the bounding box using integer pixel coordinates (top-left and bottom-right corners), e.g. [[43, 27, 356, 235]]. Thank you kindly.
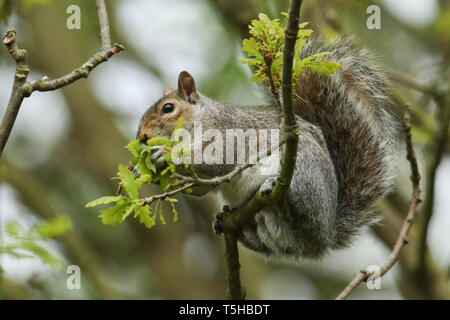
[[336, 103, 422, 300], [143, 183, 195, 205], [30, 45, 123, 92], [171, 134, 288, 187], [264, 55, 281, 107], [96, 0, 112, 50], [0, 0, 123, 159]]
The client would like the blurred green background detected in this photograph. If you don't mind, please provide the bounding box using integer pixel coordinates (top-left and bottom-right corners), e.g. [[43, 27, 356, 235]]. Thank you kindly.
[[0, 0, 449, 299]]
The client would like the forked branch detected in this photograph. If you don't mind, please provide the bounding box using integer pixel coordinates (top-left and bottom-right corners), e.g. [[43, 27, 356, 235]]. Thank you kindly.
[[0, 0, 123, 158]]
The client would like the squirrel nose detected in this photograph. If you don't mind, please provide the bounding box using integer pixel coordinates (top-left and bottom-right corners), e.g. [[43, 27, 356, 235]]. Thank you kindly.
[[138, 132, 149, 144]]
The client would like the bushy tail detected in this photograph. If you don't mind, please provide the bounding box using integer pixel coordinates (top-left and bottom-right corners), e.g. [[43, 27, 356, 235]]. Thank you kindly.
[[294, 37, 398, 248]]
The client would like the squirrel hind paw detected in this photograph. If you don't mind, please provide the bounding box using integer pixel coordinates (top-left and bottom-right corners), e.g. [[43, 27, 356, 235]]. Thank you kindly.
[[260, 177, 277, 196], [212, 212, 224, 235]]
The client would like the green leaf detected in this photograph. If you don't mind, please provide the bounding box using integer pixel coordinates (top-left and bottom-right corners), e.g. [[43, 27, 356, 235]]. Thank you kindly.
[[241, 37, 263, 60], [33, 216, 72, 238], [305, 61, 342, 76], [145, 152, 157, 174], [117, 164, 141, 199], [239, 13, 341, 93], [175, 117, 184, 130], [21, 241, 61, 268], [135, 205, 156, 229], [125, 139, 143, 157], [122, 202, 139, 221], [137, 156, 153, 176], [99, 199, 130, 225], [137, 173, 152, 185], [155, 200, 166, 225], [163, 150, 173, 164], [294, 52, 341, 80], [167, 199, 179, 223], [146, 137, 173, 147], [85, 195, 123, 208], [299, 22, 310, 28], [5, 221, 21, 236]]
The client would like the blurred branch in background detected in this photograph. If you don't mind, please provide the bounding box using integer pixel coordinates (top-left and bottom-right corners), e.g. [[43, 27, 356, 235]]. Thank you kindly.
[[418, 89, 450, 274], [0, 160, 123, 299], [385, 51, 450, 299], [209, 0, 256, 38]]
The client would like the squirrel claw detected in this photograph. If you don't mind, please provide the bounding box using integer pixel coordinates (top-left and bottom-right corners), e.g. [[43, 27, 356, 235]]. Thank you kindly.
[[260, 177, 277, 196], [212, 212, 224, 235]]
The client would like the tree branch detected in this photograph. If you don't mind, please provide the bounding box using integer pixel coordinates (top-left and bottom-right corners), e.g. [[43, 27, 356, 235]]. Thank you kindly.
[[0, 0, 123, 159], [336, 103, 422, 300], [264, 56, 281, 107], [0, 29, 31, 158], [96, 0, 112, 50], [386, 69, 445, 99], [218, 0, 303, 300], [29, 45, 123, 92], [224, 231, 245, 299]]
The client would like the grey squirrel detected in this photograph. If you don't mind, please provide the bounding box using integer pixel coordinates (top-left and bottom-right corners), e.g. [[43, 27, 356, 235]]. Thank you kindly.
[[137, 37, 399, 260]]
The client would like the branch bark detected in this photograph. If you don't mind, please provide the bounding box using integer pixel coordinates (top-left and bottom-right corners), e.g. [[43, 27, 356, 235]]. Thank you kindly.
[[0, 29, 31, 158], [96, 0, 112, 50], [336, 103, 422, 300], [0, 0, 123, 159]]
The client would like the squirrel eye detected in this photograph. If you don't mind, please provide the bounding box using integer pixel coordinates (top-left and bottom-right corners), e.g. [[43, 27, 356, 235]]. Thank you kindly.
[[162, 103, 175, 114]]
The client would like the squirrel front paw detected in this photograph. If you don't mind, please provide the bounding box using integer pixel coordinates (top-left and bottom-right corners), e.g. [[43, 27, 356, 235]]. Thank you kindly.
[[150, 145, 169, 170], [260, 177, 277, 196]]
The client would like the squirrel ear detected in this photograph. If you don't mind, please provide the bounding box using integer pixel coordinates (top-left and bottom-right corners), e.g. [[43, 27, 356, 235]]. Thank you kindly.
[[163, 86, 175, 96], [178, 71, 199, 103]]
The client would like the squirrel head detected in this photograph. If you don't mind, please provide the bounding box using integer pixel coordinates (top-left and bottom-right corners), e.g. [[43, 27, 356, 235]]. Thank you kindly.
[[137, 71, 199, 142]]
